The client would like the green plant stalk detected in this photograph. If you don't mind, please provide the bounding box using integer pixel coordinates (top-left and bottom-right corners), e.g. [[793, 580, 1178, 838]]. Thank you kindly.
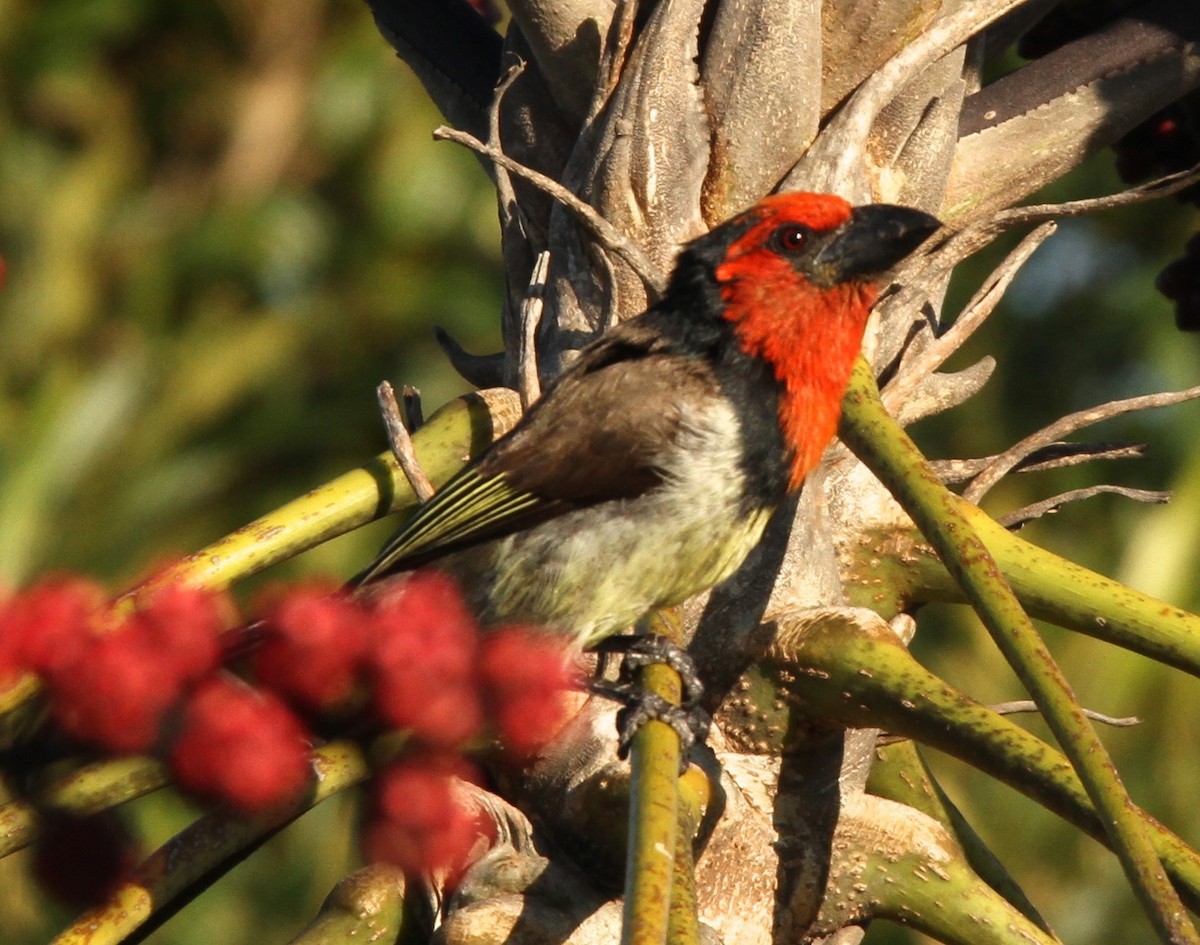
[[839, 357, 1198, 945], [823, 798, 1059, 945], [0, 756, 168, 858], [0, 391, 516, 727], [285, 865, 408, 945], [622, 609, 688, 945], [668, 767, 709, 945], [127, 390, 514, 597], [50, 742, 368, 945], [895, 511, 1200, 677], [780, 613, 1200, 910], [868, 739, 1051, 932]]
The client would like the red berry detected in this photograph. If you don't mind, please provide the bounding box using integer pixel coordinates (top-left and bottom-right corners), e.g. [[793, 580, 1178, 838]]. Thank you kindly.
[[4, 576, 104, 677], [135, 583, 226, 687], [362, 756, 490, 880], [367, 572, 484, 748], [170, 675, 311, 814], [255, 586, 370, 711], [480, 628, 574, 758], [33, 811, 138, 910], [48, 620, 180, 753]]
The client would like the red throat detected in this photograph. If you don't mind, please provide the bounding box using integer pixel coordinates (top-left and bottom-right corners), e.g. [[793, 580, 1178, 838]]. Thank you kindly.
[[716, 254, 876, 490]]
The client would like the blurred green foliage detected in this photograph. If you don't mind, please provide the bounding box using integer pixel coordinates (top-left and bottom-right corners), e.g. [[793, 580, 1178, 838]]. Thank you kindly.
[[1, 0, 1199, 942], [0, 0, 504, 594]]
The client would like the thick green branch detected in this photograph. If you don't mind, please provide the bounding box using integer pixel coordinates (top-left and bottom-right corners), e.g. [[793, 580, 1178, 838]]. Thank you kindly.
[[838, 357, 1199, 945]]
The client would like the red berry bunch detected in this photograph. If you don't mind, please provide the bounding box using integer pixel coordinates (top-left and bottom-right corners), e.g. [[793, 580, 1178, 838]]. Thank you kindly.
[[362, 754, 492, 880], [1157, 234, 1200, 332], [1, 569, 575, 889], [1112, 101, 1200, 203], [253, 571, 576, 757]]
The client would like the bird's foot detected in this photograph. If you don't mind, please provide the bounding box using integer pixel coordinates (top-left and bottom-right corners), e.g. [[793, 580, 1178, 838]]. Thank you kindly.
[[589, 634, 710, 769]]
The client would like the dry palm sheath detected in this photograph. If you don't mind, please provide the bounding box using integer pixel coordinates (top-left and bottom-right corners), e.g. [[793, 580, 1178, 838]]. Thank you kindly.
[[354, 193, 939, 737]]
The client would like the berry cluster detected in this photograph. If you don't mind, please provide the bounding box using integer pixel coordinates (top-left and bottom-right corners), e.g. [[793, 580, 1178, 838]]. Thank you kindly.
[[1112, 96, 1200, 331], [1112, 102, 1200, 202], [1018, 8, 1200, 330], [1, 571, 575, 905], [1157, 235, 1200, 332]]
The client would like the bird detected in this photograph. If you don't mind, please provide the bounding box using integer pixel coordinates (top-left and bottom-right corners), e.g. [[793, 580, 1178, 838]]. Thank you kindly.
[[354, 192, 940, 651]]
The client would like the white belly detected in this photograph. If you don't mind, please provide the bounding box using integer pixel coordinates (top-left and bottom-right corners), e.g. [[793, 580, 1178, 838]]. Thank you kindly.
[[469, 398, 774, 646]]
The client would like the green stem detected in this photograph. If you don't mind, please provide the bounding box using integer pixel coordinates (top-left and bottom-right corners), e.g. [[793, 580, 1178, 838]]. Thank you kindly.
[[780, 613, 1200, 910], [868, 739, 1051, 932], [909, 510, 1200, 677], [1, 756, 168, 858], [839, 357, 1199, 945], [622, 609, 687, 945], [820, 795, 1059, 945], [50, 742, 368, 945], [126, 390, 513, 598]]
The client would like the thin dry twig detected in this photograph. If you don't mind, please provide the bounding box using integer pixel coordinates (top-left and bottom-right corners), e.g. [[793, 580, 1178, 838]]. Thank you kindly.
[[998, 485, 1170, 529], [491, 60, 527, 239], [995, 162, 1200, 228], [877, 699, 1141, 745], [883, 222, 1054, 413], [989, 701, 1142, 727], [434, 125, 668, 296], [931, 441, 1147, 484], [518, 251, 551, 409], [964, 385, 1200, 503], [376, 381, 435, 503], [933, 163, 1200, 271]]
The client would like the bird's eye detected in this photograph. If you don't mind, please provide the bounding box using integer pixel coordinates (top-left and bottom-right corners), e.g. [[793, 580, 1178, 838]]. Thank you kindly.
[[774, 224, 810, 253]]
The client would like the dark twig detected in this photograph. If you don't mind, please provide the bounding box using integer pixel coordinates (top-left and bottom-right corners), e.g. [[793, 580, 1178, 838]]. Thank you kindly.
[[963, 385, 1200, 503], [376, 381, 435, 503], [518, 251, 550, 409], [998, 486, 1171, 529], [433, 326, 506, 388], [401, 385, 424, 432], [491, 60, 527, 240], [433, 125, 668, 296]]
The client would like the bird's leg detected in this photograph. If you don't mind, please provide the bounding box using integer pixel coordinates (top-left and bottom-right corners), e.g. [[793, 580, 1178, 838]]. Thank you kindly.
[[589, 634, 711, 766], [376, 380, 436, 503]]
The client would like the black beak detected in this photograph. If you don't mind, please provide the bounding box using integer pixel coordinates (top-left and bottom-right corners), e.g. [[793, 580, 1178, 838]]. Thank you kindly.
[[812, 204, 941, 282]]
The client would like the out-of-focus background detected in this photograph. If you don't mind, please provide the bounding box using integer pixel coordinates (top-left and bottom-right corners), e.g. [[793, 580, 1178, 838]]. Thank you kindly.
[[0, 1, 1197, 942]]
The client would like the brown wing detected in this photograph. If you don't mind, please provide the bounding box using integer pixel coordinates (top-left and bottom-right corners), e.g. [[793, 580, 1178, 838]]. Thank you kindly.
[[353, 319, 717, 582]]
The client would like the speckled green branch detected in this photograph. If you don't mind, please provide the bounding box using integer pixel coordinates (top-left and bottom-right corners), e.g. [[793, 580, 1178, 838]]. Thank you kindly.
[[812, 792, 1059, 945], [130, 389, 519, 597], [622, 608, 694, 945], [0, 756, 168, 858], [838, 357, 1199, 945], [285, 865, 413, 945], [50, 742, 369, 945], [867, 739, 1050, 932], [844, 509, 1200, 679], [771, 610, 1200, 910]]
